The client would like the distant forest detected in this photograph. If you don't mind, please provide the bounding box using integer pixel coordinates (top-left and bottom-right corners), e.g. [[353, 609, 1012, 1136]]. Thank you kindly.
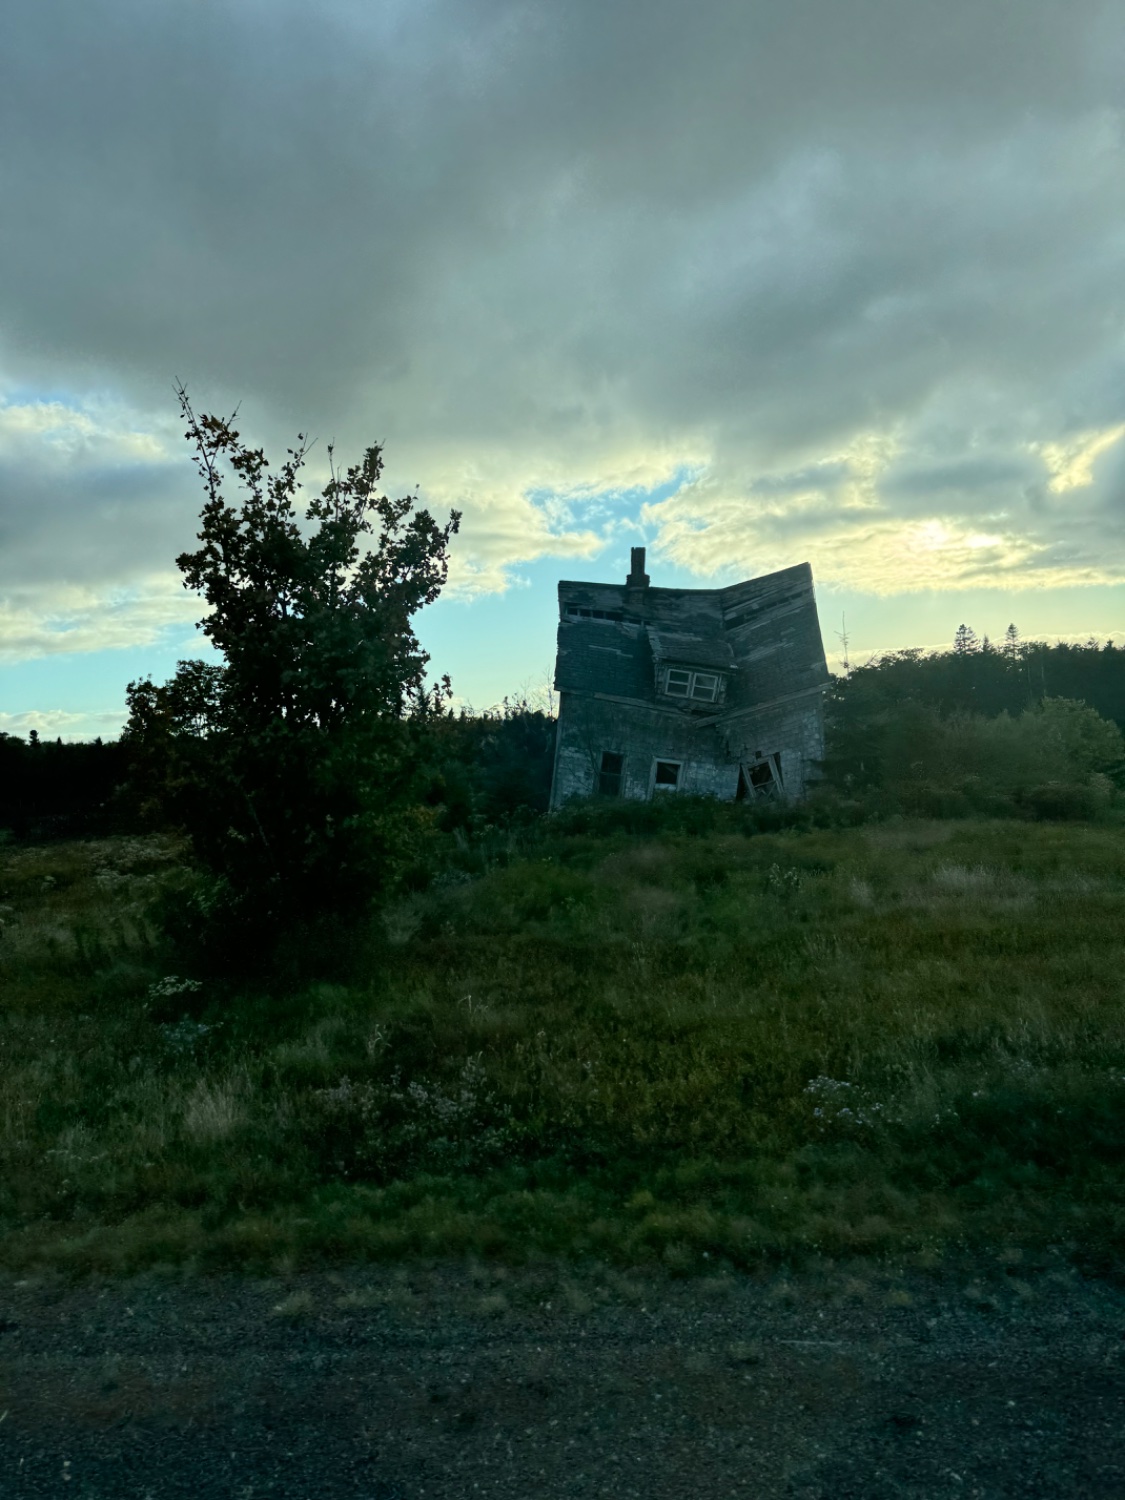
[[823, 631, 1125, 821], [4, 632, 1125, 839], [840, 628, 1125, 725], [0, 700, 559, 841], [0, 732, 130, 841]]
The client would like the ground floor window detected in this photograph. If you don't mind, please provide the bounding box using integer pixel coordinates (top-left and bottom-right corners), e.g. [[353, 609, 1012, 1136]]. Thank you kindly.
[[651, 758, 682, 793], [598, 750, 624, 796], [737, 752, 783, 800]]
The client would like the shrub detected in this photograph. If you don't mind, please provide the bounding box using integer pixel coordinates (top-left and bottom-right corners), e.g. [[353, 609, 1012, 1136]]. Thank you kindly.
[[124, 390, 460, 970]]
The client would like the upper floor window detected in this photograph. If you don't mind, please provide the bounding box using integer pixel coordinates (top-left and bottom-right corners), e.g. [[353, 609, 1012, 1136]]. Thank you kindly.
[[664, 667, 722, 703]]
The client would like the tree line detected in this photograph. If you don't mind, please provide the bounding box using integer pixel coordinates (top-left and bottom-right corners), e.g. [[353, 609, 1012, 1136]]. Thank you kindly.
[[822, 629, 1125, 820], [848, 625, 1125, 725]]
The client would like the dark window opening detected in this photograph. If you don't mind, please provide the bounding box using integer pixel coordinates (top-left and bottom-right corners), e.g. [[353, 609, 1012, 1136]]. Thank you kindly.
[[599, 751, 624, 797], [653, 759, 681, 792], [564, 605, 626, 623]]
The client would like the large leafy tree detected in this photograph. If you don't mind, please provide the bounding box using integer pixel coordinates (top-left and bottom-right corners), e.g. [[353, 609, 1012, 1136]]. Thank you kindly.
[[126, 388, 460, 954]]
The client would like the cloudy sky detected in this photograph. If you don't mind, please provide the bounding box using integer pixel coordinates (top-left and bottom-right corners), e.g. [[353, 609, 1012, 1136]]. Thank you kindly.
[[3, 0, 1125, 737]]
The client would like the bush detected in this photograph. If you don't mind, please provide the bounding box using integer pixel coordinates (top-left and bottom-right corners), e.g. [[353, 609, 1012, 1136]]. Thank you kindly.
[[823, 688, 1125, 823]]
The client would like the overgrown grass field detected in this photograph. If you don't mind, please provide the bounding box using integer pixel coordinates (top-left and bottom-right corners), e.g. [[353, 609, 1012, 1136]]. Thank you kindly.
[[2, 814, 1124, 1276]]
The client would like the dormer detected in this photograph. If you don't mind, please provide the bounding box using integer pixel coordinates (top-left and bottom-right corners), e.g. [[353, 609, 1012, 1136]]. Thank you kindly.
[[660, 663, 727, 706]]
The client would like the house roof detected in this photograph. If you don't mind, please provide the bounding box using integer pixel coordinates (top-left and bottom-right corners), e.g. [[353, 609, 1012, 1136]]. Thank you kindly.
[[554, 561, 829, 710], [646, 629, 736, 671]]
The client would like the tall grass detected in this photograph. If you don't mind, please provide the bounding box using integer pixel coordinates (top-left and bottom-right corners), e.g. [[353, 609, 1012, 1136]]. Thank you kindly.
[[1, 817, 1124, 1275]]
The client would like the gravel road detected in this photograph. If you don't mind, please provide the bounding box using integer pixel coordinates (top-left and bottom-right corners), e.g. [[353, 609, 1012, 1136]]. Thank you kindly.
[[1, 1259, 1122, 1498]]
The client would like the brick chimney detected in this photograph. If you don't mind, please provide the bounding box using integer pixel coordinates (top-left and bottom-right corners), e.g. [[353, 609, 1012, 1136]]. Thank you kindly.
[[626, 546, 650, 589]]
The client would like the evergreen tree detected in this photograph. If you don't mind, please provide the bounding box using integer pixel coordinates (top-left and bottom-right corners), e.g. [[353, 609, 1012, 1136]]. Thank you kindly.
[[953, 623, 980, 654]]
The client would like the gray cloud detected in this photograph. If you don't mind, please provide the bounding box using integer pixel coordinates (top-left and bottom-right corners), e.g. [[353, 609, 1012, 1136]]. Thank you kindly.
[[2, 0, 1125, 653]]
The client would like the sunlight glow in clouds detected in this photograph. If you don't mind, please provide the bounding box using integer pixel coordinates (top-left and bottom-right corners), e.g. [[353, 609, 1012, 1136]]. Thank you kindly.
[[0, 399, 168, 463], [3, 0, 1125, 731], [639, 428, 1105, 597], [0, 578, 198, 665], [1034, 422, 1125, 494]]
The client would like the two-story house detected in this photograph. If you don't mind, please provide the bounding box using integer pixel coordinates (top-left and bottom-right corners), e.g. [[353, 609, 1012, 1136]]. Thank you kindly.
[[549, 549, 830, 807]]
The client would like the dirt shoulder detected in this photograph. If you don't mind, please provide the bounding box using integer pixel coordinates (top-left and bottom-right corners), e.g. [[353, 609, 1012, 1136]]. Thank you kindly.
[[1, 1258, 1122, 1499]]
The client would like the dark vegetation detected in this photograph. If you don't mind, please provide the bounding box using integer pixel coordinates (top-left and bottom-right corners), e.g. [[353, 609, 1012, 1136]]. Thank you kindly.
[[850, 623, 1125, 726], [0, 733, 130, 841], [118, 390, 461, 972], [824, 628, 1125, 822], [2, 816, 1124, 1276], [427, 698, 557, 832]]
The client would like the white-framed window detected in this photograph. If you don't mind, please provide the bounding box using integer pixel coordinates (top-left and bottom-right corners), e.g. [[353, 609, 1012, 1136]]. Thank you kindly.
[[651, 758, 683, 793], [663, 667, 722, 703]]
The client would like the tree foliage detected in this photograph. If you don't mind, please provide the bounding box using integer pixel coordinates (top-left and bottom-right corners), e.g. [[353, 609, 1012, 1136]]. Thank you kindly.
[[834, 632, 1125, 728], [125, 389, 460, 958], [427, 697, 558, 831], [823, 635, 1125, 820]]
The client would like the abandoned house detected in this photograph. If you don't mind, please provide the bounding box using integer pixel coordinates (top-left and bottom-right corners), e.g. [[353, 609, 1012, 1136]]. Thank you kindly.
[[549, 548, 830, 808]]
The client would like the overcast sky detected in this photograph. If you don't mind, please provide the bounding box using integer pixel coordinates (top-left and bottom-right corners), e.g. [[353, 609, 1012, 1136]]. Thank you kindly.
[[3, 0, 1125, 736]]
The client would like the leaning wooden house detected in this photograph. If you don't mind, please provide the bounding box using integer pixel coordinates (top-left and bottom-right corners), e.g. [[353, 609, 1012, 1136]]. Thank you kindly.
[[549, 548, 830, 808]]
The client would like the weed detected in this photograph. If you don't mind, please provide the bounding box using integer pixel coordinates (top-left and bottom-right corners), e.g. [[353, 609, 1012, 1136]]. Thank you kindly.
[[181, 1072, 248, 1143], [767, 863, 803, 899]]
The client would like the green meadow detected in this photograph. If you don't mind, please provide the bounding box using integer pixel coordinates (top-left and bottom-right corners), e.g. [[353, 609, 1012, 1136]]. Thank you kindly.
[[2, 810, 1124, 1277]]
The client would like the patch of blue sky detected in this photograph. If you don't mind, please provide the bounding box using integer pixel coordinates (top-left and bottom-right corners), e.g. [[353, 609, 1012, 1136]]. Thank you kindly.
[[0, 378, 159, 414], [417, 466, 717, 709], [522, 464, 701, 534], [0, 626, 216, 740], [418, 555, 561, 711]]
